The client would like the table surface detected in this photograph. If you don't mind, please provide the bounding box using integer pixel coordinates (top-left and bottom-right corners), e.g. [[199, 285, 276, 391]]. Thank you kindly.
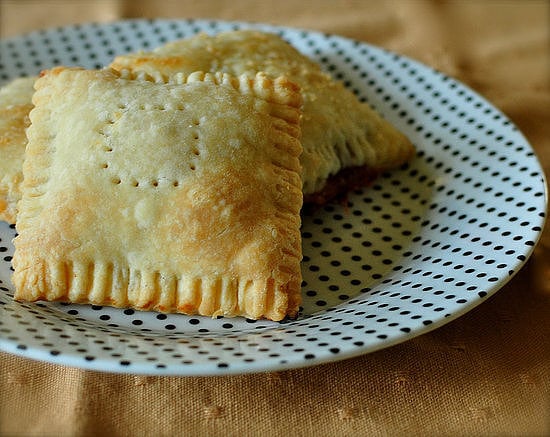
[[1, 1, 549, 436]]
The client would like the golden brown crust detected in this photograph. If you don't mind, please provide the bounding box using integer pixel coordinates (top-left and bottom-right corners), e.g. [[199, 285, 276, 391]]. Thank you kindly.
[[0, 76, 36, 223], [13, 67, 303, 321], [110, 30, 415, 196]]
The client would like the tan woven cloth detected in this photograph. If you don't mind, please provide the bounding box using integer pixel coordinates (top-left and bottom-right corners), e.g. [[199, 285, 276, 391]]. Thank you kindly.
[[1, 1, 549, 435]]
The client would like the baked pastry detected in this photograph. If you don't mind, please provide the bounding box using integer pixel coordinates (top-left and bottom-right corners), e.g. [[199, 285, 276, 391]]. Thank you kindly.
[[12, 67, 303, 321], [110, 30, 415, 203], [0, 76, 36, 224]]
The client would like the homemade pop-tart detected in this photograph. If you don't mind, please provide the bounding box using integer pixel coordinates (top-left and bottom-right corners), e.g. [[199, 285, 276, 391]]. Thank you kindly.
[[111, 30, 415, 203], [0, 76, 36, 223], [13, 67, 304, 321]]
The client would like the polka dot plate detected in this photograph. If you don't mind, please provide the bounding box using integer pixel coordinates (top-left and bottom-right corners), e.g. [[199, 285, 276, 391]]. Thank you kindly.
[[0, 19, 547, 375]]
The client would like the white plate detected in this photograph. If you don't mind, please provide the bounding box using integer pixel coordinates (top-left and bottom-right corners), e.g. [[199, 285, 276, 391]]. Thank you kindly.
[[0, 19, 547, 375]]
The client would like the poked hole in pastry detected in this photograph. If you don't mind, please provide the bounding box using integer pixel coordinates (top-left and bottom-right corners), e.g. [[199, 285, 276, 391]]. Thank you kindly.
[[103, 163, 198, 184], [106, 173, 184, 189], [132, 178, 182, 188], [136, 103, 168, 111], [98, 127, 109, 137]]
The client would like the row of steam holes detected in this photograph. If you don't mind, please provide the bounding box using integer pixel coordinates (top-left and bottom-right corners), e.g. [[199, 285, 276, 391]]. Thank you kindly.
[[98, 103, 201, 187]]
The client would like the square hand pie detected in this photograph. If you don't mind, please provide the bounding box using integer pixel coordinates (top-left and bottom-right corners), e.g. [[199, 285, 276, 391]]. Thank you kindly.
[[110, 30, 415, 202], [0, 76, 36, 224], [13, 67, 304, 321]]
